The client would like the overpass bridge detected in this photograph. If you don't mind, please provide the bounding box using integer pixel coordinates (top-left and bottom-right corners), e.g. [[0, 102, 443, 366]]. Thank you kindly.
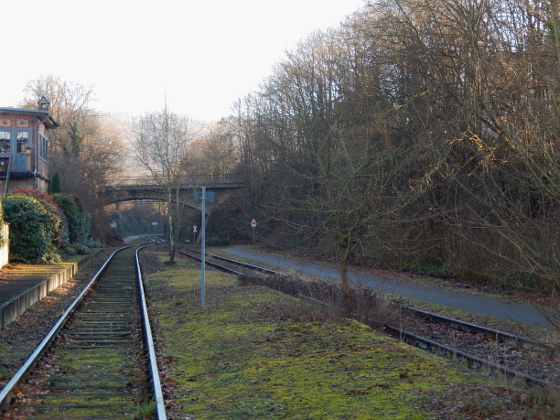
[[99, 174, 245, 210]]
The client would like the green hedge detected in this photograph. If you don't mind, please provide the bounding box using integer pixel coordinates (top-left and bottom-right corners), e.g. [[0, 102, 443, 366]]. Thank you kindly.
[[51, 193, 91, 245], [2, 194, 60, 263], [13, 188, 69, 248]]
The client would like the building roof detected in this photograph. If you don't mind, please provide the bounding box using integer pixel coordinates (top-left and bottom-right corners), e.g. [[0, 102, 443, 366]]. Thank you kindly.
[[0, 107, 60, 129]]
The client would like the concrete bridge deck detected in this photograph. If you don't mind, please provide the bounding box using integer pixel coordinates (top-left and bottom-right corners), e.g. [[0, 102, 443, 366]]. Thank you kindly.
[[99, 174, 245, 206]]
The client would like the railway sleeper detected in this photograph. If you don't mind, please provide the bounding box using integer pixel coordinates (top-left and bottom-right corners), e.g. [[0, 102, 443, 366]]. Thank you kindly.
[[26, 390, 137, 398], [14, 406, 139, 420], [63, 340, 134, 345], [10, 412, 134, 420], [68, 329, 133, 334], [66, 332, 133, 337], [61, 344, 134, 350], [45, 381, 134, 389]]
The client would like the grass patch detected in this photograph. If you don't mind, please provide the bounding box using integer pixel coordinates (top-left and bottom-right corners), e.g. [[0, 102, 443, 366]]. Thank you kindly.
[[143, 251, 558, 419]]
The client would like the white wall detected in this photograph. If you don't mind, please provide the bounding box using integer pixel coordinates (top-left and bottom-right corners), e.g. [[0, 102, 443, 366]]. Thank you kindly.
[[0, 224, 9, 268]]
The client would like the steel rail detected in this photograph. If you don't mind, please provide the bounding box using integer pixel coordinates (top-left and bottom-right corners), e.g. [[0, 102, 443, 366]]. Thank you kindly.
[[183, 248, 279, 275], [210, 253, 279, 275], [383, 325, 558, 391], [177, 249, 245, 276], [401, 306, 548, 349], [0, 246, 130, 409], [135, 246, 167, 420]]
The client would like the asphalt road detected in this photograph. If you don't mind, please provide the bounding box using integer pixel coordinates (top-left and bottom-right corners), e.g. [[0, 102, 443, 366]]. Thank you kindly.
[[222, 245, 554, 329]]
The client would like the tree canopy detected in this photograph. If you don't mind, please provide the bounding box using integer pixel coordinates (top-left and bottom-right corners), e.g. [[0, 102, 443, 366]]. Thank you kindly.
[[229, 0, 560, 294]]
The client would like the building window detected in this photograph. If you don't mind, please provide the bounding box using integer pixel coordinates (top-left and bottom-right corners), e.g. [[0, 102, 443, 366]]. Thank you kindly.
[[16, 130, 30, 153], [38, 132, 48, 162], [0, 130, 10, 153]]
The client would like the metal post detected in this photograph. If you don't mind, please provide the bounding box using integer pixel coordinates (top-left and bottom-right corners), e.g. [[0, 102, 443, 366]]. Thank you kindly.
[[152, 222, 157, 250], [201, 186, 206, 307]]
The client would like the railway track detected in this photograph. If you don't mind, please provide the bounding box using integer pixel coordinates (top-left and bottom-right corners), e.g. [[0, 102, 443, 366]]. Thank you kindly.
[[179, 246, 559, 391], [0, 246, 166, 419]]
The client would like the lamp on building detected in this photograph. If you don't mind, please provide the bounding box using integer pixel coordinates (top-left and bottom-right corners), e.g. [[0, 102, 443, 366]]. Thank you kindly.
[[38, 96, 50, 111]]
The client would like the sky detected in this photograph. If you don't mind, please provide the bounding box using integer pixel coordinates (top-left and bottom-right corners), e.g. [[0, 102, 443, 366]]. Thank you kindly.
[[2, 0, 365, 122]]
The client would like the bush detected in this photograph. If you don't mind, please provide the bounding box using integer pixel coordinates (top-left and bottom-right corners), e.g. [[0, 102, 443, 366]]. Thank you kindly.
[[2, 194, 60, 263], [61, 243, 89, 256], [63, 245, 77, 256], [73, 243, 90, 255], [51, 193, 90, 244], [13, 188, 69, 248]]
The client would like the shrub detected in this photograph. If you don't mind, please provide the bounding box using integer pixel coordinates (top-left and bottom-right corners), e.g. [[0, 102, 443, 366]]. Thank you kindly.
[[51, 193, 91, 244], [50, 172, 61, 193], [2, 194, 60, 263], [72, 243, 90, 255], [13, 188, 69, 248], [62, 244, 89, 256], [63, 245, 77, 256]]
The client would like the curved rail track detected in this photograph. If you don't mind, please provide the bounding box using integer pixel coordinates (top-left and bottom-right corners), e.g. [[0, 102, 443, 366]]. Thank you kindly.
[[179, 246, 559, 391], [0, 246, 166, 419]]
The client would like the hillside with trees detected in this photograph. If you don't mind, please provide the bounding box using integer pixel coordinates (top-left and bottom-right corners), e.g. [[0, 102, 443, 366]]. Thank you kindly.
[[224, 0, 560, 295]]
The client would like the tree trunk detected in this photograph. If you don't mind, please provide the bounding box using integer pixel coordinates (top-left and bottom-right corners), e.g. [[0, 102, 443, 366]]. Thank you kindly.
[[339, 257, 352, 317]]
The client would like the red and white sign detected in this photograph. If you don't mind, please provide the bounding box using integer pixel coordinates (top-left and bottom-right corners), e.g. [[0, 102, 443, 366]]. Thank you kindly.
[[251, 219, 257, 228], [192, 223, 198, 234]]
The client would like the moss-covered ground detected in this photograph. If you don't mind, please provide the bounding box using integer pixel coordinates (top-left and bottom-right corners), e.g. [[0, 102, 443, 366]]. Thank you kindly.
[[143, 251, 557, 419]]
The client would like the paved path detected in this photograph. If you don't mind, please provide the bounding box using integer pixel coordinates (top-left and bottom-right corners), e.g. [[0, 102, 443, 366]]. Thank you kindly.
[[222, 245, 553, 329]]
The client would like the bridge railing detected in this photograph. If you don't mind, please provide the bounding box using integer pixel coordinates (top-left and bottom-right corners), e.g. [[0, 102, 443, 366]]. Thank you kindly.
[[106, 173, 245, 186]]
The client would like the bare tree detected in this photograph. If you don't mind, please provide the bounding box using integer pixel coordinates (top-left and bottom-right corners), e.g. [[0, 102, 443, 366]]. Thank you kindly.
[[229, 0, 560, 300], [187, 120, 240, 178], [132, 106, 199, 261], [23, 75, 126, 241]]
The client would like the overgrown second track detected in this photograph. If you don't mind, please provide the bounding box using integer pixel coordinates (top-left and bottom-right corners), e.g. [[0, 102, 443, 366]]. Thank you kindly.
[[179, 246, 560, 392]]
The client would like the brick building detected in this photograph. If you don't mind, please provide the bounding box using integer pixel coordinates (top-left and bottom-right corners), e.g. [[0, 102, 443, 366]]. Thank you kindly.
[[0, 97, 59, 194]]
